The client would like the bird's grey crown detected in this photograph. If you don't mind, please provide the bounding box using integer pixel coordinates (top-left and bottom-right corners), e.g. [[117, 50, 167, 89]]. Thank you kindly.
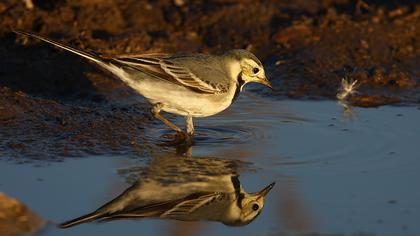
[[223, 49, 262, 67]]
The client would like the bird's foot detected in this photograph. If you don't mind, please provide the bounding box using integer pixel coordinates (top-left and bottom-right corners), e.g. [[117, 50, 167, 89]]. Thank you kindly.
[[160, 131, 194, 147]]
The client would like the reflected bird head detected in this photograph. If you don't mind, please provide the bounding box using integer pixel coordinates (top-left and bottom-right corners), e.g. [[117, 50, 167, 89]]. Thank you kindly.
[[227, 182, 275, 226]]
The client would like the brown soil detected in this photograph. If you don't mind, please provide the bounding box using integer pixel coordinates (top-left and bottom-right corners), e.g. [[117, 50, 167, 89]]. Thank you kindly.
[[0, 0, 419, 158]]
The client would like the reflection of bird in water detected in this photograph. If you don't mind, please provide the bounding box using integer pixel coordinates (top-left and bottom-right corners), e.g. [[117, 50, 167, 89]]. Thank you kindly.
[[338, 100, 357, 121], [59, 154, 274, 228]]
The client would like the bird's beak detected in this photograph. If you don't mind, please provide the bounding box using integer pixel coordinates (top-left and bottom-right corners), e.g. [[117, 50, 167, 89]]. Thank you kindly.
[[258, 76, 273, 89], [256, 182, 275, 199]]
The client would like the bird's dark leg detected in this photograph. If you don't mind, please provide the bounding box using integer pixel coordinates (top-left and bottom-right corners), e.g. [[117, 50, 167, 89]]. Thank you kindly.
[[151, 103, 182, 132], [151, 103, 187, 145]]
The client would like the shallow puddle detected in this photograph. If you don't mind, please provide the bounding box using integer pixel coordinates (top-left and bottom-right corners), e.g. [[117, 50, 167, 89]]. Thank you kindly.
[[1, 92, 419, 236]]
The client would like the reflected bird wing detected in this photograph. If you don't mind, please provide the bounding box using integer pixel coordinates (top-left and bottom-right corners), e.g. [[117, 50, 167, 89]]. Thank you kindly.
[[59, 192, 221, 228], [160, 192, 221, 218], [103, 192, 221, 220]]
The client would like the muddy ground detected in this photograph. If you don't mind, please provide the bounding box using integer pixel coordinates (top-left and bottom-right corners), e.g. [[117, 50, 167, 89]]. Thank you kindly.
[[0, 0, 419, 158]]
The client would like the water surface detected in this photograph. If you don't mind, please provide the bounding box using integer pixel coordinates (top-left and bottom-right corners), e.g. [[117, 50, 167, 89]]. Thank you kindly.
[[1, 93, 419, 236]]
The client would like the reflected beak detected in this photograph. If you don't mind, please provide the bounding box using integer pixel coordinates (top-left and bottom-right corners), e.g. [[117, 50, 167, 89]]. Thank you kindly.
[[258, 76, 273, 89], [256, 182, 275, 199]]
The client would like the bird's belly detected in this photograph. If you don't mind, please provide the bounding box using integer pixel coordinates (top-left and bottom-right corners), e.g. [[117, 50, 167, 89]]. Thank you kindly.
[[129, 79, 234, 117], [161, 96, 232, 117], [162, 95, 232, 117]]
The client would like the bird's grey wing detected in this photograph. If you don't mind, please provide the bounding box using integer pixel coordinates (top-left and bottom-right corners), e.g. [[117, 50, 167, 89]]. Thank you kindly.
[[170, 54, 232, 92], [113, 54, 221, 94], [114, 52, 170, 58]]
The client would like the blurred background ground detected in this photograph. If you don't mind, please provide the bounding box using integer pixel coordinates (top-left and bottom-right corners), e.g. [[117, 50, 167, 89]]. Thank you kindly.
[[0, 0, 419, 158], [0, 193, 46, 236]]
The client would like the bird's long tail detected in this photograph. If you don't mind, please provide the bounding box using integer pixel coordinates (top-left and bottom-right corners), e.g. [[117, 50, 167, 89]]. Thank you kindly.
[[12, 29, 124, 77], [59, 211, 103, 228]]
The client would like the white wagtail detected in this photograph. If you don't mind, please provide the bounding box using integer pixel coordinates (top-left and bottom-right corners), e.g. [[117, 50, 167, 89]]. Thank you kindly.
[[59, 154, 274, 228], [13, 30, 272, 143]]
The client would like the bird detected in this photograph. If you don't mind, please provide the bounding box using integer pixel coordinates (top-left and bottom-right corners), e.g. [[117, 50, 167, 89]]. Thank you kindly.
[[59, 154, 275, 228], [13, 29, 272, 144]]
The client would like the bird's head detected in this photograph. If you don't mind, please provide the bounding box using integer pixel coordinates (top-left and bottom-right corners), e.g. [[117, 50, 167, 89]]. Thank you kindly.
[[225, 182, 275, 226], [223, 49, 272, 90]]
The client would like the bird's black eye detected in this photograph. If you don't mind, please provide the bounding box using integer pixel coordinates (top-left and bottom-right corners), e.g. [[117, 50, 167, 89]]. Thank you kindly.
[[253, 68, 259, 74], [252, 204, 259, 211]]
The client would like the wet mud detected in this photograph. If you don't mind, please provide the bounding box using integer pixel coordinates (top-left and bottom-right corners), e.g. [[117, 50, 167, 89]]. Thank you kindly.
[[0, 0, 419, 158]]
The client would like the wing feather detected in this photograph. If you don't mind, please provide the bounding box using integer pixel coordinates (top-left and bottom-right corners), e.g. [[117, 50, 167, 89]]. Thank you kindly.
[[113, 55, 222, 94]]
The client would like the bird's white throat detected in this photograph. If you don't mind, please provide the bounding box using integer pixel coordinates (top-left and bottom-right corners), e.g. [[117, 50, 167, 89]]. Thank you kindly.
[[225, 59, 242, 81]]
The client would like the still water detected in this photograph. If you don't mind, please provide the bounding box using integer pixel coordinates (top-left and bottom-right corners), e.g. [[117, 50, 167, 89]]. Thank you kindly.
[[1, 93, 419, 236]]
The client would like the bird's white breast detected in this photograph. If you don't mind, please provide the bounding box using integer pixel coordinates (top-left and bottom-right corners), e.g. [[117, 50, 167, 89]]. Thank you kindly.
[[127, 77, 237, 117]]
